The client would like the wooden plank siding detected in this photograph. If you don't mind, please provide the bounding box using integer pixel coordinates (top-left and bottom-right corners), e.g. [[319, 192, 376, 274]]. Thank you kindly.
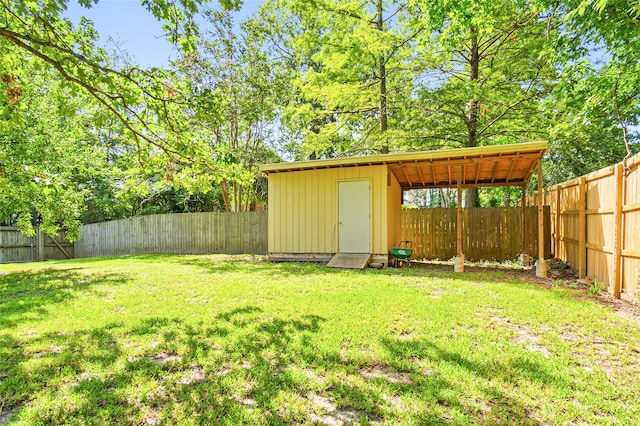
[[402, 207, 550, 261], [387, 171, 403, 249], [267, 165, 389, 256], [75, 212, 268, 258]]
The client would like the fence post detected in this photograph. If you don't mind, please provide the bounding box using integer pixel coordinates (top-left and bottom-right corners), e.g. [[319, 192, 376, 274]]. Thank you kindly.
[[536, 161, 547, 277], [578, 176, 587, 278], [520, 185, 527, 264], [36, 227, 44, 262], [555, 187, 561, 259], [454, 166, 464, 272], [612, 163, 624, 298]]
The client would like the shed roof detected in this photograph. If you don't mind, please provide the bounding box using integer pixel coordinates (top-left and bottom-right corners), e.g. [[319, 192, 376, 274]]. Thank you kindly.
[[260, 141, 548, 189]]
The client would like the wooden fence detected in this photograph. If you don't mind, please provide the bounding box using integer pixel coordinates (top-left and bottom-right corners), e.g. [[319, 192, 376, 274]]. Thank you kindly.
[[74, 211, 268, 258], [528, 152, 640, 302], [402, 207, 551, 261], [4, 209, 550, 264], [0, 227, 73, 263]]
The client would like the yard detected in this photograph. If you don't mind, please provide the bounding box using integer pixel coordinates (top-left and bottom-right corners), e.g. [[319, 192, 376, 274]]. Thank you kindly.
[[1, 255, 639, 425]]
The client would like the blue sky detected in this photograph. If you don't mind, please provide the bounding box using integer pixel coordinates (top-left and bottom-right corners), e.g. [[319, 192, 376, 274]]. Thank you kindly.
[[64, 0, 263, 67]]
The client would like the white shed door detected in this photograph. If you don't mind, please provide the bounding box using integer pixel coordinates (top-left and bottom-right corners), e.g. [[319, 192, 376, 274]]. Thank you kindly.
[[338, 180, 371, 253]]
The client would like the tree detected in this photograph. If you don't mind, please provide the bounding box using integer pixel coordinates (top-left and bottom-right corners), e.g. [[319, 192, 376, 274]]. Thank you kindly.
[[251, 0, 422, 158], [174, 9, 282, 212], [0, 65, 107, 239], [542, 0, 639, 184], [408, 0, 557, 206], [0, 0, 228, 156], [0, 0, 243, 236]]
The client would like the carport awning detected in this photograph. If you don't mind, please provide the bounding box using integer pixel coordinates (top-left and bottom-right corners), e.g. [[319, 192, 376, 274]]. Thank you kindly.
[[260, 142, 548, 189]]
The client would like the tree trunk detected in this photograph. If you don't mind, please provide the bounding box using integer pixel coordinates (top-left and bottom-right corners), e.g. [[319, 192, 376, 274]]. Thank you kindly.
[[465, 27, 480, 207], [309, 120, 320, 160], [233, 181, 240, 212], [244, 186, 252, 212], [221, 179, 232, 212], [377, 0, 389, 154]]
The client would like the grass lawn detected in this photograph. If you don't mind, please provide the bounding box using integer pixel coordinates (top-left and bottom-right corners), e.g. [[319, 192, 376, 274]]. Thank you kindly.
[[1, 255, 639, 425]]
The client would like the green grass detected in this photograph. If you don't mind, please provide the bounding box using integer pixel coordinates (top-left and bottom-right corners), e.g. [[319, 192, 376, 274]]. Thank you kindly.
[[1, 255, 639, 425]]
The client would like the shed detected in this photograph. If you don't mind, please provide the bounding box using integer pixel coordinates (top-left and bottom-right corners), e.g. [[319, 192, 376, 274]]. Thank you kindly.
[[260, 142, 548, 273]]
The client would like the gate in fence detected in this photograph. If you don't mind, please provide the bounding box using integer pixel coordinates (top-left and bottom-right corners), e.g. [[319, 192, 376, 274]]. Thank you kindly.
[[0, 227, 73, 263]]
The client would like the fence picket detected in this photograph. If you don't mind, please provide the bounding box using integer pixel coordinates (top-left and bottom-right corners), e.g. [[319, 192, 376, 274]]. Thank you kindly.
[[73, 212, 269, 258], [401, 207, 550, 261]]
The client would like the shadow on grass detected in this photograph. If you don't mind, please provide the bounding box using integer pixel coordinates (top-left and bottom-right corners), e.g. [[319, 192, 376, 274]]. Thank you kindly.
[[1, 298, 578, 425], [160, 253, 527, 280], [0, 268, 129, 328], [0, 306, 327, 424], [381, 333, 567, 387], [88, 253, 546, 288], [168, 254, 583, 301], [170, 255, 347, 279]]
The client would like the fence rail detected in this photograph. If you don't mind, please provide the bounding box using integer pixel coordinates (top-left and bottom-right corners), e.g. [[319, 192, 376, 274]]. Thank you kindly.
[[0, 227, 73, 263], [74, 211, 268, 258], [4, 209, 550, 264], [402, 207, 550, 261], [528, 152, 640, 302]]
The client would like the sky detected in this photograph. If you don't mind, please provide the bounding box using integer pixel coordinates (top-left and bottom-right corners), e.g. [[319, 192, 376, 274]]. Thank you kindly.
[[63, 0, 263, 68]]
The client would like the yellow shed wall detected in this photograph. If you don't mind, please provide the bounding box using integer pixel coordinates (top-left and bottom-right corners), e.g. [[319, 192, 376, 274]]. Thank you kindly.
[[267, 165, 389, 255], [387, 171, 402, 251]]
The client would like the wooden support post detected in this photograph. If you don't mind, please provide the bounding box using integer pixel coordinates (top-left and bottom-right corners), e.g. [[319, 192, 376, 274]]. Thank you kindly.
[[36, 227, 44, 262], [612, 163, 624, 298], [578, 176, 587, 278], [555, 187, 561, 259], [520, 185, 528, 265], [536, 161, 547, 277], [455, 166, 464, 272]]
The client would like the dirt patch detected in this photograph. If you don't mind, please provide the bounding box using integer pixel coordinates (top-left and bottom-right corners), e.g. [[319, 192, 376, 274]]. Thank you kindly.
[[502, 260, 640, 325], [49, 344, 63, 354], [460, 395, 492, 416], [557, 329, 581, 342], [150, 351, 181, 365], [361, 367, 413, 385], [489, 315, 511, 324], [176, 366, 206, 385], [512, 326, 550, 358], [215, 366, 232, 377], [396, 332, 413, 340], [238, 397, 257, 409], [428, 288, 453, 298], [307, 393, 380, 425], [0, 406, 16, 425], [297, 367, 326, 384], [590, 293, 640, 325], [381, 393, 406, 411], [186, 296, 210, 306], [140, 410, 162, 425], [211, 254, 267, 263], [488, 314, 552, 358], [525, 344, 550, 358], [513, 329, 540, 345], [412, 259, 525, 272]]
